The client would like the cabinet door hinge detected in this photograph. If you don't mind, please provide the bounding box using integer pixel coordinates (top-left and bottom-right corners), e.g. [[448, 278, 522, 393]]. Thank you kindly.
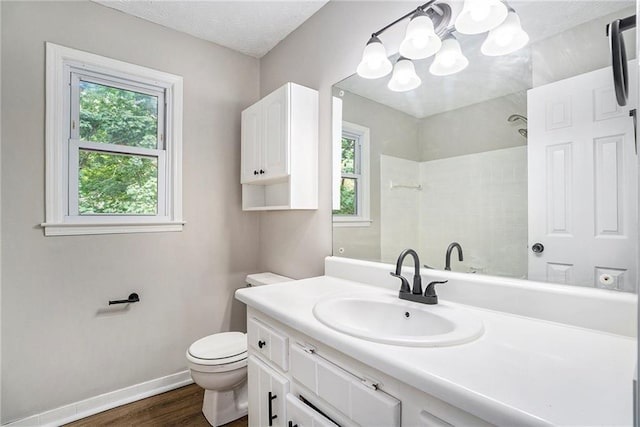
[[361, 376, 380, 390], [299, 342, 316, 354]]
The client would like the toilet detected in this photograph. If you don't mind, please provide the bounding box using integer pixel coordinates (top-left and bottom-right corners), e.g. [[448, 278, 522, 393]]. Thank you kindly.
[[186, 272, 293, 426]]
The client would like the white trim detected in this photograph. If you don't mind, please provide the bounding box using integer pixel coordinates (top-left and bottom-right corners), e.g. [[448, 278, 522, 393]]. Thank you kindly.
[[2, 370, 193, 427], [0, 1, 3, 422], [332, 218, 373, 228], [332, 96, 343, 210], [333, 120, 371, 225], [40, 221, 186, 236], [45, 42, 183, 236]]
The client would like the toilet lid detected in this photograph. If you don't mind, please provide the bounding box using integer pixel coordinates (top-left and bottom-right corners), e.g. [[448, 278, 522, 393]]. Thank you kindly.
[[188, 332, 247, 361]]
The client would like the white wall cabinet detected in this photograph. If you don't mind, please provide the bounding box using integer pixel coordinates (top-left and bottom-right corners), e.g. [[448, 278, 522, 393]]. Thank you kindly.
[[241, 82, 318, 210]]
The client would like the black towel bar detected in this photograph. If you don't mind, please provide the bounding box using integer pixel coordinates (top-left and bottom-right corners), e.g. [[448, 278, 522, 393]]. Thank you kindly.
[[109, 293, 140, 305]]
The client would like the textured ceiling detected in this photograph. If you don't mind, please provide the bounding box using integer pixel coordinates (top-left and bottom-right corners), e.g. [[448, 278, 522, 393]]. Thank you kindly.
[[336, 0, 636, 118], [93, 0, 329, 58]]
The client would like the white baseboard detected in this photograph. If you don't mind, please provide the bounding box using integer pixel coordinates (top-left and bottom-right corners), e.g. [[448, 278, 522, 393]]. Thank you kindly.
[[4, 370, 194, 427]]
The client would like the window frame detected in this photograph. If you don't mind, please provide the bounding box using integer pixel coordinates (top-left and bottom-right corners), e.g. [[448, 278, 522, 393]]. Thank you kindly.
[[333, 121, 371, 227], [43, 43, 184, 236]]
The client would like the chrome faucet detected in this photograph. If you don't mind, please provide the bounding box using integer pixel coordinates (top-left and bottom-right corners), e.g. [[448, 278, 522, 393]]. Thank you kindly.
[[390, 249, 445, 305], [445, 242, 463, 271]]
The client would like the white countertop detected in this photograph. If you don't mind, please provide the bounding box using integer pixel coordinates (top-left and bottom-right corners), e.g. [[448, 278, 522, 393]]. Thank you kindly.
[[236, 275, 637, 426]]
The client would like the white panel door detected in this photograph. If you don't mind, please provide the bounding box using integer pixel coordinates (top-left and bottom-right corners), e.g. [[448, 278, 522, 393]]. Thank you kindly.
[[528, 62, 637, 291]]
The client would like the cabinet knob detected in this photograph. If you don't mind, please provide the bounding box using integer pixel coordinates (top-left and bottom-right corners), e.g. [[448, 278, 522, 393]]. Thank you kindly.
[[258, 340, 266, 348], [260, 169, 265, 174], [288, 422, 298, 427], [254, 170, 258, 175]]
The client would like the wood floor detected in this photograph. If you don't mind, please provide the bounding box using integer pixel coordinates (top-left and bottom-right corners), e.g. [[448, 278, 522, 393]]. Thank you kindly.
[[64, 384, 248, 427]]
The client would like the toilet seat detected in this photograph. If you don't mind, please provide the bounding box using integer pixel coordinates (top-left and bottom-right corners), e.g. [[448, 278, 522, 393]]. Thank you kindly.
[[187, 332, 247, 371]]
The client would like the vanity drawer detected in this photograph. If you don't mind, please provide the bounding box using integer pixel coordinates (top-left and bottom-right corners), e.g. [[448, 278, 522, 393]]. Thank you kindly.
[[286, 394, 338, 427], [290, 343, 401, 427], [248, 316, 289, 371]]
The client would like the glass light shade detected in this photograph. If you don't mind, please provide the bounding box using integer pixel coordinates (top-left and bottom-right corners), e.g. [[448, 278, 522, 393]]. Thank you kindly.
[[356, 36, 393, 79], [399, 11, 442, 60], [455, 0, 508, 34], [429, 36, 469, 76], [387, 58, 422, 92], [481, 11, 529, 56]]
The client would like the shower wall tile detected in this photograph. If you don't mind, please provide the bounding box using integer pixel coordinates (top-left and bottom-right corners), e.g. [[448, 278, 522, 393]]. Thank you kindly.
[[380, 155, 420, 263], [419, 146, 528, 277]]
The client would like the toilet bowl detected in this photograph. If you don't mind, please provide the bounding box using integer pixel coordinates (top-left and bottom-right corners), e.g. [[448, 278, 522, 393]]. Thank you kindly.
[[187, 272, 293, 426], [186, 332, 249, 426]]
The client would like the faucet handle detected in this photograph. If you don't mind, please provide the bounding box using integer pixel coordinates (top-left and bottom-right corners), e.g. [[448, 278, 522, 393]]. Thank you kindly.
[[390, 272, 411, 293], [424, 280, 448, 297]]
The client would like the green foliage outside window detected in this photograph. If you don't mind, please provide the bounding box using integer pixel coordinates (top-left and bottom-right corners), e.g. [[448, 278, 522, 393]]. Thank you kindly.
[[78, 82, 160, 214], [333, 137, 358, 216]]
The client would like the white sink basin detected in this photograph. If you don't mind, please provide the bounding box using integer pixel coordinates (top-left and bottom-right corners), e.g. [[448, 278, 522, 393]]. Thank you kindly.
[[312, 293, 484, 347]]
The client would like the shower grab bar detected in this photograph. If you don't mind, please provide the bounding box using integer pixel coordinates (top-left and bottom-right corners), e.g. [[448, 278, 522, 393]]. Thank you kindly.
[[109, 293, 140, 305]]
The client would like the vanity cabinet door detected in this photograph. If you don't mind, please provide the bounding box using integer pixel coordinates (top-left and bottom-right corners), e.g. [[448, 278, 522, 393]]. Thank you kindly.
[[286, 394, 338, 427], [248, 355, 290, 427]]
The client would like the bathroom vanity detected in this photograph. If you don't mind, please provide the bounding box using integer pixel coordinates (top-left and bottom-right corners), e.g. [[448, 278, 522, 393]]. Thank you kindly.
[[236, 257, 636, 426]]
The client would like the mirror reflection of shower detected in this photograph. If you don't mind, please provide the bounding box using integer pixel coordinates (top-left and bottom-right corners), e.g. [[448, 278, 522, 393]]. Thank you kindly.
[[508, 114, 528, 139]]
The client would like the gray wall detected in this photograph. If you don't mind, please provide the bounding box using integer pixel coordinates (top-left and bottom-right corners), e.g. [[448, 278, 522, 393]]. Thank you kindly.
[[333, 90, 419, 262], [419, 92, 527, 161], [1, 1, 260, 423], [532, 7, 636, 87], [259, 1, 416, 278]]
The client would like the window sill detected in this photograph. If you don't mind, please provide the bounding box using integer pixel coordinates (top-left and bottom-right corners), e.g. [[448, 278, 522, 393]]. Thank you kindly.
[[332, 218, 372, 228], [40, 221, 185, 236]]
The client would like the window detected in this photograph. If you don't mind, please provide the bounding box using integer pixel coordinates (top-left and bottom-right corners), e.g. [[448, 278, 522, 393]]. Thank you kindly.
[[333, 121, 370, 226], [44, 43, 183, 236]]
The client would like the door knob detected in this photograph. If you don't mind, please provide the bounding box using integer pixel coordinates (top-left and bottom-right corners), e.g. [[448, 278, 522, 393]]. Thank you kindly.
[[531, 243, 544, 253]]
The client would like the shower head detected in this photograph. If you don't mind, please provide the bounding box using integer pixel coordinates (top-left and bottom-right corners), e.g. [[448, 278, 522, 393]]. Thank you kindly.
[[508, 114, 528, 124]]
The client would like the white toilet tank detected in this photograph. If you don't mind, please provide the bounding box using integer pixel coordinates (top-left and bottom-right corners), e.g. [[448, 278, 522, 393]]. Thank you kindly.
[[245, 272, 293, 287]]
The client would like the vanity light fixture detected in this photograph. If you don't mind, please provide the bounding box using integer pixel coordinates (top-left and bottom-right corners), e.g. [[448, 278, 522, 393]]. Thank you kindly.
[[454, 0, 508, 35], [399, 9, 442, 60], [388, 57, 422, 92], [481, 8, 530, 56], [356, 36, 394, 79], [355, 0, 528, 92], [429, 34, 469, 76]]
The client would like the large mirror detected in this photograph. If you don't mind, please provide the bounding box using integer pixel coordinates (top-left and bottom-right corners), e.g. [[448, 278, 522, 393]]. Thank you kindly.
[[332, 0, 638, 292]]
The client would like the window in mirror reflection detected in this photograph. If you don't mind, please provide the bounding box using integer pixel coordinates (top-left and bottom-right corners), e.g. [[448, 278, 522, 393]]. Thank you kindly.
[[333, 121, 371, 226]]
